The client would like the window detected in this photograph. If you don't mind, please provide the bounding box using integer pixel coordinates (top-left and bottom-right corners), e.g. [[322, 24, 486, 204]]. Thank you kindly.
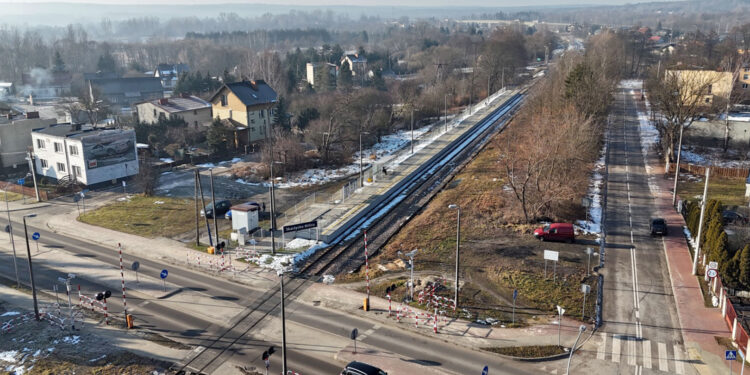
[[194, 121, 198, 128], [36, 139, 45, 149], [221, 95, 227, 106], [72, 165, 82, 178], [743, 83, 749, 89], [260, 110, 265, 118], [744, 74, 749, 80], [193, 110, 198, 115], [707, 84, 712, 94], [56, 162, 66, 173], [250, 119, 255, 124], [69, 145, 78, 156], [54, 142, 63, 153], [40, 159, 48, 169], [705, 97, 711, 103], [153, 109, 157, 116]]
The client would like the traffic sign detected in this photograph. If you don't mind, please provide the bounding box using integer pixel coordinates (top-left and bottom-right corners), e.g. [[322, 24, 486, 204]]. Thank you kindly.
[[726, 350, 737, 361], [350, 328, 358, 340], [709, 261, 719, 270], [131, 261, 140, 271], [513, 289, 518, 301], [482, 365, 489, 375], [160, 269, 168, 279], [283, 220, 318, 233], [581, 284, 591, 294], [16, 178, 24, 185], [544, 250, 559, 261], [707, 269, 718, 278], [4, 224, 10, 233], [31, 232, 40, 241]]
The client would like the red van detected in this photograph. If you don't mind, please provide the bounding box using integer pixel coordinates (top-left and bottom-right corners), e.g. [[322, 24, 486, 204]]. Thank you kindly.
[[533, 223, 575, 243]]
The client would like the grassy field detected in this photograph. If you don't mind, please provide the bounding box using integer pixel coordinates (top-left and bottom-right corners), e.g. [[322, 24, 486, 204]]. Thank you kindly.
[[482, 345, 566, 357], [79, 195, 197, 238], [677, 176, 747, 206], [1, 190, 24, 202]]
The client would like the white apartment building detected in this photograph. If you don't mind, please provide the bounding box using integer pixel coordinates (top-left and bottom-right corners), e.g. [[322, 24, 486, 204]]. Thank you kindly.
[[32, 124, 138, 186]]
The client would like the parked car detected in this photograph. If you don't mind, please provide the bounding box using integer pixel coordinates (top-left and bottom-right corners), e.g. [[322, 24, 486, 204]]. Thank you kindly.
[[650, 218, 668, 236], [200, 200, 231, 218], [723, 211, 749, 225], [340, 361, 387, 375], [533, 223, 575, 243]]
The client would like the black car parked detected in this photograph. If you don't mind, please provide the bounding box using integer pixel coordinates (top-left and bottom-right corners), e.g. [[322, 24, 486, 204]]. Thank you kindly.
[[340, 361, 388, 375], [200, 200, 231, 218], [723, 211, 749, 225], [650, 218, 668, 236]]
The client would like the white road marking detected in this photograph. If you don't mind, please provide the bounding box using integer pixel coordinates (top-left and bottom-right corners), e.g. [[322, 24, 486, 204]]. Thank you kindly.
[[630, 232, 635, 244], [642, 339, 652, 369], [612, 335, 621, 363], [674, 345, 685, 374], [628, 337, 637, 366], [658, 342, 668, 372], [597, 334, 607, 360]]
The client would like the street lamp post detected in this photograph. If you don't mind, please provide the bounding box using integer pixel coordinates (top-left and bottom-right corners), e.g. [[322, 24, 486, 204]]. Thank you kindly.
[[398, 249, 418, 301], [209, 169, 219, 247], [411, 108, 415, 154], [277, 270, 288, 374], [25, 151, 40, 202], [444, 94, 452, 132], [5, 191, 19, 287], [359, 131, 370, 187], [448, 204, 460, 309], [23, 213, 39, 320], [565, 325, 587, 375], [556, 305, 565, 347], [672, 123, 685, 207]]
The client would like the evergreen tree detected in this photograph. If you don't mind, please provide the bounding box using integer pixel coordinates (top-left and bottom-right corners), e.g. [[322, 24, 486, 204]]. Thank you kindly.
[[372, 69, 387, 91], [712, 231, 729, 264], [688, 203, 700, 234], [52, 51, 66, 72], [740, 244, 750, 289], [704, 217, 722, 253], [274, 96, 291, 130], [722, 249, 741, 288], [96, 51, 116, 73], [206, 120, 230, 154]]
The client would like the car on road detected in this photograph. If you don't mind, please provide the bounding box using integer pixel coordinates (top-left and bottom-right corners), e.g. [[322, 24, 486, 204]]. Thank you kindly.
[[723, 211, 749, 225], [200, 200, 231, 218], [533, 223, 575, 243], [650, 218, 668, 236], [340, 361, 387, 375]]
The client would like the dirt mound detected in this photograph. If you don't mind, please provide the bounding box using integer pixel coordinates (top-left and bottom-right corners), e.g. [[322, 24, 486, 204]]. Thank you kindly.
[[230, 162, 268, 180]]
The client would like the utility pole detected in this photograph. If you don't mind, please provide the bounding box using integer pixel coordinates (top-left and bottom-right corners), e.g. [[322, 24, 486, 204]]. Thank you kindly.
[[209, 169, 219, 247], [23, 213, 39, 320], [269, 153, 277, 255], [448, 204, 460, 309], [359, 131, 370, 187], [26, 151, 40, 202], [565, 325, 587, 375], [692, 167, 710, 275], [194, 170, 200, 247], [501, 67, 505, 90], [197, 170, 213, 247], [5, 191, 19, 287], [410, 108, 415, 154], [444, 94, 448, 132]]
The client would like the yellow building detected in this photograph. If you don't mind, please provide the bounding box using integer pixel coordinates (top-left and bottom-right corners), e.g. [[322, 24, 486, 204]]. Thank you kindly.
[[665, 69, 733, 105], [739, 63, 750, 90], [209, 80, 278, 144]]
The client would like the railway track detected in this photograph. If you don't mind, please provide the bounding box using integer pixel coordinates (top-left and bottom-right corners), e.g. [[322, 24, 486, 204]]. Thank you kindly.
[[301, 91, 525, 277], [173, 90, 525, 375]]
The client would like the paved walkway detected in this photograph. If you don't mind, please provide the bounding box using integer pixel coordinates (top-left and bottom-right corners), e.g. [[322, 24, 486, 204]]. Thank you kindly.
[[634, 89, 735, 374]]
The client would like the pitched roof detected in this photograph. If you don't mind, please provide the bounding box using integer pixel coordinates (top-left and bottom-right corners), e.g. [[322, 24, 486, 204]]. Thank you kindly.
[[89, 77, 164, 96], [343, 53, 367, 63], [141, 95, 211, 113], [209, 80, 278, 107], [155, 63, 189, 76]]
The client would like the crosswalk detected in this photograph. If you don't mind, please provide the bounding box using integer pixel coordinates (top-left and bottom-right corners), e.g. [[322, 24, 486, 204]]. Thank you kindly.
[[591, 333, 686, 374]]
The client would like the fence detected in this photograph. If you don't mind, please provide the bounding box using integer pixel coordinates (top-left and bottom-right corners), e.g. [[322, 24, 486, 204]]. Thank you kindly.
[[0, 181, 48, 200], [668, 163, 749, 179]]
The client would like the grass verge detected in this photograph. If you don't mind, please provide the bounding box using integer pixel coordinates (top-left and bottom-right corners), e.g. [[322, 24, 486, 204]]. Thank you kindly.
[[482, 345, 566, 358], [78, 195, 196, 238], [678, 176, 747, 207], [0, 190, 23, 201]]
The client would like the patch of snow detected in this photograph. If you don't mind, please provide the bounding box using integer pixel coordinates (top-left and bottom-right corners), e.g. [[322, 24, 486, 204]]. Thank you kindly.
[[62, 336, 80, 345], [159, 158, 174, 163], [576, 140, 606, 236], [197, 162, 216, 168], [89, 354, 107, 362], [285, 238, 318, 250], [619, 80, 643, 89], [1, 311, 20, 317], [153, 201, 165, 205], [0, 350, 18, 363], [31, 350, 40, 358]]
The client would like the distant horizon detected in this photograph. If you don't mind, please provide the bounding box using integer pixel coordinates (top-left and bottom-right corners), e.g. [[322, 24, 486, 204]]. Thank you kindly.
[[0, 0, 662, 7]]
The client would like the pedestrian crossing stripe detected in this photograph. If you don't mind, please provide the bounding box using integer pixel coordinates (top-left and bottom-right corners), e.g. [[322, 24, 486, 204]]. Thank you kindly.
[[589, 333, 686, 374]]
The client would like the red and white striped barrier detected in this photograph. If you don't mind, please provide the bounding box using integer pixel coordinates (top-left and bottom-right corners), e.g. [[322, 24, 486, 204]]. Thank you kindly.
[[387, 293, 392, 316], [78, 285, 109, 325], [118, 244, 128, 320], [364, 230, 369, 302], [1, 312, 37, 334]]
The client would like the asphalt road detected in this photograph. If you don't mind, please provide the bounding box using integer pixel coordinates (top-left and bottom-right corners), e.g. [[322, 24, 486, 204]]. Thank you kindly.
[[590, 87, 695, 374]]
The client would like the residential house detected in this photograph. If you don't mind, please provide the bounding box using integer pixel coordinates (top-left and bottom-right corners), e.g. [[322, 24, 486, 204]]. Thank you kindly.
[[87, 77, 164, 110], [0, 82, 14, 98], [135, 94, 212, 129], [665, 69, 733, 105], [32, 124, 138, 186], [20, 69, 73, 100], [0, 112, 56, 170], [209, 80, 278, 145], [305, 62, 338, 88], [153, 63, 190, 93], [341, 53, 368, 78], [739, 63, 750, 91]]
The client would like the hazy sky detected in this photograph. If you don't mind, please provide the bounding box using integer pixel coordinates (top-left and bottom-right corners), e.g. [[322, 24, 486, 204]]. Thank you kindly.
[[3, 0, 641, 6]]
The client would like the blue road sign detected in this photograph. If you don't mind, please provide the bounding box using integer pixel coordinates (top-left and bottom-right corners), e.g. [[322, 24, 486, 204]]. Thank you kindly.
[[513, 289, 518, 301], [726, 350, 737, 360], [16, 178, 24, 185], [160, 269, 168, 279], [31, 232, 40, 241], [482, 365, 489, 375]]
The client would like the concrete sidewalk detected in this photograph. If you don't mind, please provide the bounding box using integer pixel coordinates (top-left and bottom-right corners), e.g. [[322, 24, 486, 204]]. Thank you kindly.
[[634, 90, 734, 374]]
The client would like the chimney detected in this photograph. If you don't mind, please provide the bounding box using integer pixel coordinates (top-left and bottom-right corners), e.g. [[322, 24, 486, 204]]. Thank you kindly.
[[159, 98, 169, 105], [249, 80, 258, 90], [29, 94, 34, 106], [26, 111, 39, 119]]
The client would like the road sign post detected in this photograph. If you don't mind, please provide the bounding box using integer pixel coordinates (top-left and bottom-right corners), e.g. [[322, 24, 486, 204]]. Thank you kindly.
[[160, 269, 168, 292], [544, 250, 559, 281], [32, 232, 40, 253], [482, 365, 489, 375], [727, 350, 737, 374], [351, 328, 359, 354], [557, 305, 565, 347], [131, 261, 140, 283], [585, 247, 594, 275], [581, 284, 591, 320]]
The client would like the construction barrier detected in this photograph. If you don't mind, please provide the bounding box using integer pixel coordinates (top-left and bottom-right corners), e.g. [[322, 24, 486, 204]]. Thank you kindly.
[[78, 285, 109, 325]]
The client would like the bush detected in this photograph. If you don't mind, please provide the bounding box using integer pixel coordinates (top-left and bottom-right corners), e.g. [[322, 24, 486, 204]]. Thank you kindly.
[[740, 244, 750, 289]]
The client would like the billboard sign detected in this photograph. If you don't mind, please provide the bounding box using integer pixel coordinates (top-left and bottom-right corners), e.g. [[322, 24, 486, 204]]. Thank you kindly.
[[81, 130, 136, 169]]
